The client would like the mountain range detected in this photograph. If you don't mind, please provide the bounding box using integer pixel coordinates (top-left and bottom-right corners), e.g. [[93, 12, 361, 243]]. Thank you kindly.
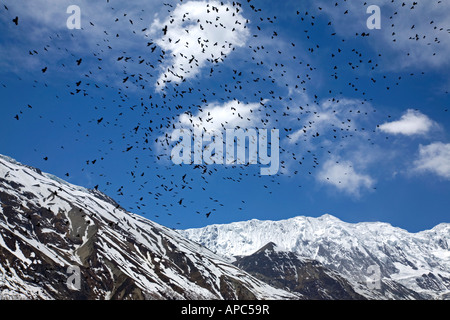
[[0, 154, 448, 300], [181, 212, 450, 299]]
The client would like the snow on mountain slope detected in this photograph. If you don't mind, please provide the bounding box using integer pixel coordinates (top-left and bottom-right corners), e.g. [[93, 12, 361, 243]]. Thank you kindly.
[[0, 155, 297, 300], [180, 214, 450, 299]]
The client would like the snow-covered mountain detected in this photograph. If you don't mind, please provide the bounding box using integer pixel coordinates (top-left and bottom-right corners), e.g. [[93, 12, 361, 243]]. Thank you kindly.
[[180, 214, 450, 299], [0, 155, 297, 300], [2, 154, 448, 300]]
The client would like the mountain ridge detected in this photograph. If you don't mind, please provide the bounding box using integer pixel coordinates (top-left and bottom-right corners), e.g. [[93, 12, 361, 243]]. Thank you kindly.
[[0, 154, 298, 300], [180, 213, 450, 299]]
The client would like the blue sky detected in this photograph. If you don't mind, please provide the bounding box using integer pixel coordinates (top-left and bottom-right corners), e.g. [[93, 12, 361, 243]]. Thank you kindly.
[[0, 0, 449, 232]]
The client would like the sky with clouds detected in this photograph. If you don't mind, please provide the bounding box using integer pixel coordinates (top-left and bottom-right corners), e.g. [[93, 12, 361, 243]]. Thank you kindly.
[[0, 0, 449, 232]]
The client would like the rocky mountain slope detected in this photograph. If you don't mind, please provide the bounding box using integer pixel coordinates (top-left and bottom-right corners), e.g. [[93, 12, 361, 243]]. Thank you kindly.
[[181, 214, 450, 299], [0, 154, 297, 300], [233, 242, 366, 300]]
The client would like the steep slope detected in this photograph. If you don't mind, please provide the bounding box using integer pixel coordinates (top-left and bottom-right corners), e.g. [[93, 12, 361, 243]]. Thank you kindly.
[[233, 242, 365, 300], [0, 155, 297, 300], [181, 215, 450, 299]]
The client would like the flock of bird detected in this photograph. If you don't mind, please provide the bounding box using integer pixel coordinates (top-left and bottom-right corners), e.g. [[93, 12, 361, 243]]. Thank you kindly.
[[2, 0, 448, 227]]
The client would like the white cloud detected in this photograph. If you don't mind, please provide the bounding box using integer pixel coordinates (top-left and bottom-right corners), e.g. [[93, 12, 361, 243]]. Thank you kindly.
[[378, 109, 436, 136], [156, 99, 264, 155], [149, 0, 249, 90], [317, 159, 375, 197], [176, 100, 262, 132], [413, 142, 450, 180]]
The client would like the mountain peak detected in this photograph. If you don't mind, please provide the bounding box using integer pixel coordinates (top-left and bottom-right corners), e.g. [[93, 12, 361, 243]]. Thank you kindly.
[[254, 241, 279, 254], [234, 242, 366, 300], [0, 154, 297, 300], [181, 213, 450, 299], [318, 213, 341, 221]]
